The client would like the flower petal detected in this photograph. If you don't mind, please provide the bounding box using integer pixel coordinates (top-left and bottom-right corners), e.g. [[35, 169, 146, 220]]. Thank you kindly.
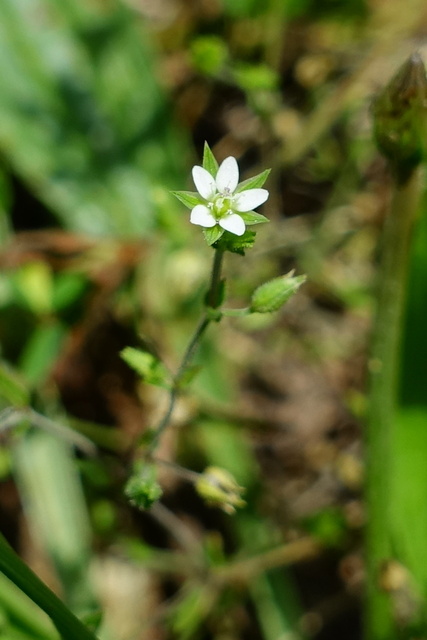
[[233, 188, 269, 212], [190, 204, 217, 228], [192, 166, 217, 200], [216, 157, 239, 194], [219, 213, 245, 236]]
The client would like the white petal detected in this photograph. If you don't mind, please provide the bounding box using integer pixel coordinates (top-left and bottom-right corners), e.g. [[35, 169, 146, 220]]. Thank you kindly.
[[233, 188, 269, 212], [219, 214, 245, 236], [190, 204, 217, 228], [216, 157, 239, 194], [192, 166, 217, 200]]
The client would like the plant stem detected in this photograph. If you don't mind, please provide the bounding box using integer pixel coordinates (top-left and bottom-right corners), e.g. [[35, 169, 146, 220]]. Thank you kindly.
[[365, 168, 423, 640], [147, 248, 224, 453]]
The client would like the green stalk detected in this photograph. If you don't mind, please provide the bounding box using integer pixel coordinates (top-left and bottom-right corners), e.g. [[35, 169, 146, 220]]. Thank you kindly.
[[0, 533, 99, 640], [148, 248, 224, 452], [365, 168, 423, 640], [366, 53, 427, 640]]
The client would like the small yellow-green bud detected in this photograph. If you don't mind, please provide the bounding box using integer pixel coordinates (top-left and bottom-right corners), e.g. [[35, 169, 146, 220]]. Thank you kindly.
[[125, 463, 162, 510], [250, 272, 306, 313], [196, 466, 245, 514]]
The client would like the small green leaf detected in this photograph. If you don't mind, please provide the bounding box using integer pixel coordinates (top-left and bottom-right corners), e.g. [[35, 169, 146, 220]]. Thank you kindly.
[[239, 211, 269, 225], [190, 36, 228, 76], [171, 191, 201, 209], [0, 362, 29, 406], [125, 463, 163, 510], [250, 273, 306, 313], [120, 347, 170, 389], [202, 142, 219, 176], [203, 226, 224, 245], [14, 261, 53, 316], [236, 169, 271, 192], [221, 229, 256, 255]]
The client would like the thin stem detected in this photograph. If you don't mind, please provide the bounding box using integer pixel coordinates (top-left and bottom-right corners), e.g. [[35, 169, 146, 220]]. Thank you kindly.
[[207, 247, 224, 308], [365, 168, 423, 640], [147, 248, 225, 453]]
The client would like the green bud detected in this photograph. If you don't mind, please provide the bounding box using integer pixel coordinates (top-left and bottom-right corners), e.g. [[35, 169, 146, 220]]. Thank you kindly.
[[125, 463, 162, 510], [373, 53, 427, 183], [250, 272, 306, 313], [196, 466, 245, 514]]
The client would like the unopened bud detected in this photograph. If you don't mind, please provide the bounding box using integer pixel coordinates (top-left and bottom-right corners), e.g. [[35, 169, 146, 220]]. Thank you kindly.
[[125, 463, 162, 510], [373, 53, 427, 182], [250, 272, 306, 313], [196, 466, 245, 514]]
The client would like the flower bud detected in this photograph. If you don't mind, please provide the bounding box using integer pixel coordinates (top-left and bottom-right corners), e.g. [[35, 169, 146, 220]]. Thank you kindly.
[[125, 463, 162, 510], [373, 53, 427, 183], [250, 272, 306, 313], [196, 466, 245, 514]]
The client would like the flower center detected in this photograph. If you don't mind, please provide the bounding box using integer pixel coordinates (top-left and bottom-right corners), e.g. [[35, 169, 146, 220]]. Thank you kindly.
[[212, 195, 232, 219]]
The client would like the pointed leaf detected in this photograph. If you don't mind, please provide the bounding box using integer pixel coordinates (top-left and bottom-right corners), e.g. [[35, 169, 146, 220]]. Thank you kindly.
[[171, 191, 201, 209], [202, 142, 219, 176], [120, 348, 170, 389], [235, 169, 271, 192], [239, 211, 269, 225]]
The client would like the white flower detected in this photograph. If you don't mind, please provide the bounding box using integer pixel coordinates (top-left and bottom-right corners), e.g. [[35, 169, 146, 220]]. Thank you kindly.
[[190, 156, 269, 236]]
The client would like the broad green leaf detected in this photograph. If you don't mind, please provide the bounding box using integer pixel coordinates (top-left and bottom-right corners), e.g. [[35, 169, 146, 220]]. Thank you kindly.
[[202, 142, 219, 177], [236, 169, 271, 192], [171, 191, 201, 209]]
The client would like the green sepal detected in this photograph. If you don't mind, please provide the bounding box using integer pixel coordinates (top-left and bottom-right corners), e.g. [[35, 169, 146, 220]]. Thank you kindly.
[[235, 168, 270, 192], [250, 272, 306, 313], [202, 142, 219, 176], [125, 463, 163, 510], [238, 211, 269, 225], [203, 225, 224, 245], [120, 347, 171, 389], [171, 190, 201, 209]]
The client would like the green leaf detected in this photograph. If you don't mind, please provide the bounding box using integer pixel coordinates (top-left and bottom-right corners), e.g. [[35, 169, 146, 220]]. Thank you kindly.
[[0, 532, 99, 640], [0, 362, 29, 406], [203, 226, 224, 246], [120, 347, 170, 389], [221, 230, 256, 255], [171, 191, 201, 209], [239, 211, 269, 225], [190, 36, 228, 76], [236, 169, 271, 192], [202, 142, 219, 176]]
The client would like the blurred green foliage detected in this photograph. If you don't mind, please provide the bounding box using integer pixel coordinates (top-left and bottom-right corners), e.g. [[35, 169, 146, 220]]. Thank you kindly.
[[0, 0, 187, 236]]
